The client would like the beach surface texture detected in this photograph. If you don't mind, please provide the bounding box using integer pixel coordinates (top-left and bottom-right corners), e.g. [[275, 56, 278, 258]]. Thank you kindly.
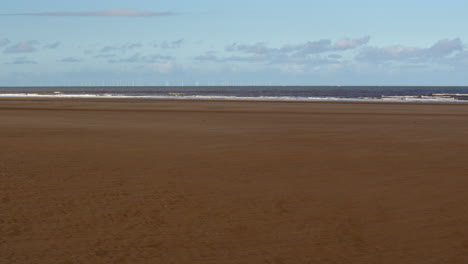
[[1, 99, 467, 263]]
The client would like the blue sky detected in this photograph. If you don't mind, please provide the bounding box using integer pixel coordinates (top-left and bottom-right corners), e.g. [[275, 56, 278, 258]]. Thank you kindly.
[[1, 0, 468, 86]]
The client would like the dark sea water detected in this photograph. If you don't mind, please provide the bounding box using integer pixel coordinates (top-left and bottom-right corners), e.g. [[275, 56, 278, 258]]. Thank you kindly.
[[1, 86, 468, 103]]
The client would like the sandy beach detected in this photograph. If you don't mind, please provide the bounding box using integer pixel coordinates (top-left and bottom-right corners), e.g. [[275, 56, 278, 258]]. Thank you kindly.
[[1, 98, 467, 263]]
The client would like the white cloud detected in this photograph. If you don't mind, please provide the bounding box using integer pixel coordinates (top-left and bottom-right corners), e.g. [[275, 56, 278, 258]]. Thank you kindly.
[[199, 37, 367, 66], [334, 36, 370, 50], [3, 41, 38, 53], [296, 39, 333, 54], [192, 37, 467, 76], [226, 42, 272, 54], [220, 37, 371, 64], [427, 38, 463, 57], [357, 38, 463, 63]]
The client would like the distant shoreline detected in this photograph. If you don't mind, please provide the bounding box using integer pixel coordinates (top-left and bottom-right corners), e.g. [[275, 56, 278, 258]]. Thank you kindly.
[[0, 94, 468, 104], [0, 96, 465, 104]]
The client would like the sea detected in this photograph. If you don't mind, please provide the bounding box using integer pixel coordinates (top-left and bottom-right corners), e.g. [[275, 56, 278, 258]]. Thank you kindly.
[[1, 86, 468, 104]]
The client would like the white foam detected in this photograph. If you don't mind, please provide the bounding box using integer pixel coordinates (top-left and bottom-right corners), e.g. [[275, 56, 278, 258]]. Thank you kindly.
[[432, 93, 468, 96], [380, 95, 463, 103], [0, 93, 467, 103]]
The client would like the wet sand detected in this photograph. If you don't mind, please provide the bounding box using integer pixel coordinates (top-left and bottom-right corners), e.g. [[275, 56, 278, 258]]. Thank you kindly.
[[1, 99, 467, 263]]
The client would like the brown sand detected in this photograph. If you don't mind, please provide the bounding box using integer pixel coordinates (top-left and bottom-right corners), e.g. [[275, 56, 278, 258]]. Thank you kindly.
[[1, 99, 467, 263]]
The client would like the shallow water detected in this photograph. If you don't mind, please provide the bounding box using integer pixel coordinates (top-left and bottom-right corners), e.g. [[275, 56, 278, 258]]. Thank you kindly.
[[1, 86, 468, 103]]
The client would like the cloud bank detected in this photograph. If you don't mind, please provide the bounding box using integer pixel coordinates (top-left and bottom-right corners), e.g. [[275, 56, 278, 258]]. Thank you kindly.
[[195, 37, 370, 66], [4, 9, 175, 17], [356, 38, 463, 63], [225, 36, 370, 57], [2, 36, 467, 85], [196, 37, 465, 68]]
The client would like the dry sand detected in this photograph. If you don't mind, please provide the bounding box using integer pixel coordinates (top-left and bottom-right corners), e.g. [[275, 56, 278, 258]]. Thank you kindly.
[[1, 98, 467, 263]]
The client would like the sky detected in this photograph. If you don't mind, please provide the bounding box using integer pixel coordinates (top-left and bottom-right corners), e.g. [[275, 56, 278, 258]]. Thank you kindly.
[[1, 0, 468, 86]]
